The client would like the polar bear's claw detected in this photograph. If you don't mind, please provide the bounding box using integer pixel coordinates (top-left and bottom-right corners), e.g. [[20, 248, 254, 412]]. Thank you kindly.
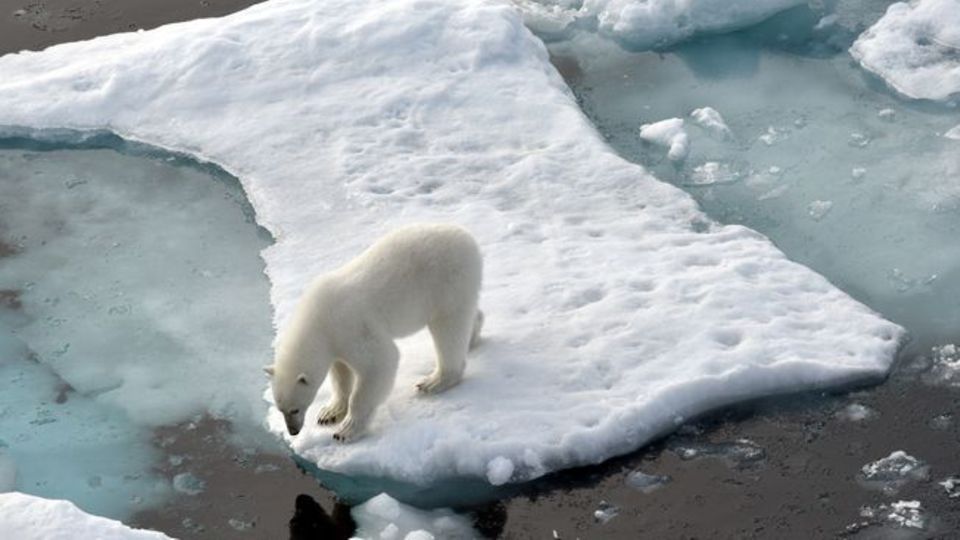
[[317, 403, 346, 425]]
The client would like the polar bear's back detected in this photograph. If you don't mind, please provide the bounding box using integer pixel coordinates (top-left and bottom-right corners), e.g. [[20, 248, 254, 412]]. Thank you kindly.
[[338, 223, 482, 337]]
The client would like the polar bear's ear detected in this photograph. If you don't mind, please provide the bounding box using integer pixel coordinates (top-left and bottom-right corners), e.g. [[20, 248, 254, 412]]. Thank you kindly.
[[297, 373, 308, 385], [263, 365, 275, 377]]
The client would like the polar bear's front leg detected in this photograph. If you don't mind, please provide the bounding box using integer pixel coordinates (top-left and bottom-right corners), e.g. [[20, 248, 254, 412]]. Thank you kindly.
[[318, 361, 352, 425], [333, 337, 399, 442]]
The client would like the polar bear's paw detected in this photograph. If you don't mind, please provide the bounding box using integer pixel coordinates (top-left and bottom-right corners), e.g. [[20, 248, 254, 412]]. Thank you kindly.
[[317, 401, 347, 425], [416, 372, 460, 395], [332, 416, 365, 442]]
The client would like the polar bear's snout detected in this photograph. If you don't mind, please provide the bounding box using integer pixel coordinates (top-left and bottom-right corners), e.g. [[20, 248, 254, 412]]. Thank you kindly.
[[284, 408, 304, 436]]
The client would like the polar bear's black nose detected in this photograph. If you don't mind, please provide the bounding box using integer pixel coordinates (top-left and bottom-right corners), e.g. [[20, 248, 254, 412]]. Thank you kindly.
[[284, 414, 302, 436]]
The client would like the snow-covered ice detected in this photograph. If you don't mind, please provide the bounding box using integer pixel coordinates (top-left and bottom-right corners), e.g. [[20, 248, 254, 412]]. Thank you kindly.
[[0, 0, 902, 487], [514, 0, 805, 49], [0, 493, 172, 540], [850, 0, 960, 102], [350, 493, 477, 540], [639, 118, 690, 161]]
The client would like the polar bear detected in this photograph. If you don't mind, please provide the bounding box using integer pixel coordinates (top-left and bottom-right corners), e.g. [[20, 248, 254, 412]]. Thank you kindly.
[[265, 223, 483, 441]]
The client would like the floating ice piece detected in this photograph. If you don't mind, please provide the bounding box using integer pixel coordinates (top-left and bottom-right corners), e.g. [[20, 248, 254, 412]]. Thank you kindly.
[[640, 118, 690, 161], [670, 439, 766, 468], [851, 167, 867, 180], [758, 126, 784, 146], [0, 0, 903, 487], [808, 200, 834, 221], [944, 125, 960, 140], [625, 470, 670, 493], [850, 0, 960, 101], [690, 107, 732, 139], [593, 501, 619, 524], [877, 108, 896, 121], [860, 500, 926, 530], [940, 477, 960, 498], [837, 403, 876, 422], [859, 451, 929, 493], [928, 413, 953, 430], [686, 161, 741, 186], [172, 473, 206, 496], [351, 493, 477, 540], [515, 0, 805, 49], [849, 132, 871, 148], [925, 343, 960, 386], [0, 493, 171, 539]]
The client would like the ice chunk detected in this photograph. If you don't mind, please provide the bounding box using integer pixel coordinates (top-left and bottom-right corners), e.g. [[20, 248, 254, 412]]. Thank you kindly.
[[940, 477, 960, 498], [690, 107, 732, 139], [171, 473, 206, 496], [807, 200, 833, 221], [945, 124, 960, 140], [351, 494, 477, 540], [687, 161, 741, 186], [837, 403, 875, 422], [850, 0, 960, 102], [928, 413, 953, 430], [859, 500, 926, 530], [859, 451, 929, 493], [593, 500, 619, 524], [485, 457, 514, 486], [640, 118, 690, 161], [515, 0, 806, 50], [0, 0, 903, 487], [851, 167, 867, 180], [670, 439, 766, 469], [925, 343, 960, 386], [624, 470, 670, 493], [0, 493, 171, 539]]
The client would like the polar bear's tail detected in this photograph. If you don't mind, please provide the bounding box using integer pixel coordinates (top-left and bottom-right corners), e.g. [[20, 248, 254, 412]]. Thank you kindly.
[[469, 309, 484, 350]]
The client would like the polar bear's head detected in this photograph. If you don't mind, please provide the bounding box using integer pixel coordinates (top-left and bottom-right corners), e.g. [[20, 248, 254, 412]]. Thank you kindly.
[[264, 365, 323, 436]]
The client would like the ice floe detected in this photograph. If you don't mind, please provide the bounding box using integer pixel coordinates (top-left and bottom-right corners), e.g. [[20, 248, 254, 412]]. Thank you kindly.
[[690, 107, 732, 140], [0, 493, 171, 540], [0, 0, 903, 486], [850, 0, 960, 102], [624, 470, 670, 493]]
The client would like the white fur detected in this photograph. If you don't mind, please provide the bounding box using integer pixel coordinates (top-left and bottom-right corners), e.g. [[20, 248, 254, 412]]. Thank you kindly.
[[267, 223, 483, 441]]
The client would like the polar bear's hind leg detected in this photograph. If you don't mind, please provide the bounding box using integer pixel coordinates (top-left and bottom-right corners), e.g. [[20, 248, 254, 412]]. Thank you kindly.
[[418, 307, 475, 394]]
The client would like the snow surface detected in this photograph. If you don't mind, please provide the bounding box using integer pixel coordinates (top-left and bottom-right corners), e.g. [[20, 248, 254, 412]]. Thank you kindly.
[[850, 0, 960, 102], [351, 493, 477, 540], [0, 0, 902, 486], [0, 493, 171, 540], [514, 0, 805, 49]]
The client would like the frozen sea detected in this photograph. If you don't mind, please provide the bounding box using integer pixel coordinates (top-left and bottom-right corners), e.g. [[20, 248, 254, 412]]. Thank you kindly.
[[1, 0, 959, 538]]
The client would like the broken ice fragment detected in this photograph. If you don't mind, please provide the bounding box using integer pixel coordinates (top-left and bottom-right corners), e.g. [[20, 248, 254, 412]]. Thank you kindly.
[[807, 200, 833, 221], [625, 470, 670, 494], [945, 125, 960, 140], [859, 451, 929, 493], [837, 403, 875, 422], [690, 107, 732, 139], [593, 501, 619, 524], [172, 472, 206, 496], [939, 477, 960, 498], [686, 161, 740, 186], [669, 439, 766, 469], [639, 118, 689, 162]]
